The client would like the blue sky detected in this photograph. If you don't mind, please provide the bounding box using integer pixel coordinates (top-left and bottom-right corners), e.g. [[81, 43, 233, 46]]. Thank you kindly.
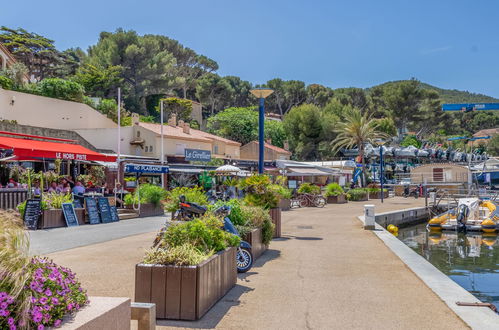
[[2, 0, 499, 97]]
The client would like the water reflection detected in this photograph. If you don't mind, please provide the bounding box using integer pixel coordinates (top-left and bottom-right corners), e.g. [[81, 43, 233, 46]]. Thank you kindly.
[[398, 224, 499, 309]]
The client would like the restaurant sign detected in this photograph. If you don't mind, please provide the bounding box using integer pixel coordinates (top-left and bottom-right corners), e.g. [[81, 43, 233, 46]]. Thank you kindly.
[[55, 152, 88, 160], [185, 148, 211, 162], [124, 163, 169, 174]]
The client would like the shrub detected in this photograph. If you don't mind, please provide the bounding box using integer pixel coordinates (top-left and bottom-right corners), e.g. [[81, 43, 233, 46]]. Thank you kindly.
[[164, 186, 208, 212], [210, 199, 247, 226], [143, 244, 211, 266], [44, 193, 72, 209], [347, 188, 368, 201], [162, 213, 240, 254], [241, 205, 274, 245], [35, 78, 85, 103], [275, 185, 292, 199], [0, 75, 13, 90], [138, 184, 167, 206], [324, 183, 344, 197], [239, 175, 280, 209], [297, 183, 321, 195]]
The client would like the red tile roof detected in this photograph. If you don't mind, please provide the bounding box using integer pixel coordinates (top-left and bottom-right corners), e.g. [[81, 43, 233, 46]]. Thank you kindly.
[[250, 141, 292, 155]]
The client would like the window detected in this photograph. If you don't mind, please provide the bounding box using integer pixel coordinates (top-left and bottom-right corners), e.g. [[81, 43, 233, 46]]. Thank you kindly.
[[149, 146, 153, 152], [145, 146, 149, 152], [432, 168, 443, 182], [213, 145, 219, 154]]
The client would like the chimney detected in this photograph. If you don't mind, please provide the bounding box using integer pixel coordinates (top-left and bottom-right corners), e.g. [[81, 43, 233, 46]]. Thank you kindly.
[[284, 140, 289, 151], [168, 113, 177, 127], [178, 119, 185, 128], [132, 113, 140, 126], [183, 123, 190, 134], [265, 138, 272, 145]]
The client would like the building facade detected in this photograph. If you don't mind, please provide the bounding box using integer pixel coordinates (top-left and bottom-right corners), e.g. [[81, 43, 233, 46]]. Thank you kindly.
[[240, 141, 291, 161]]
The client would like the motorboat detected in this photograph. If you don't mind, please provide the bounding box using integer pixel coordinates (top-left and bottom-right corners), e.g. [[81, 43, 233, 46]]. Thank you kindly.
[[428, 198, 499, 233]]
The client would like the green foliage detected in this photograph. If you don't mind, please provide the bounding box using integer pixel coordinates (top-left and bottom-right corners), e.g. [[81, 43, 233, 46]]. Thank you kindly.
[[164, 186, 208, 212], [275, 185, 292, 199], [373, 117, 397, 136], [239, 175, 279, 209], [297, 183, 321, 195], [0, 75, 14, 89], [139, 115, 155, 123], [35, 78, 85, 102], [324, 183, 344, 197], [162, 214, 240, 254], [241, 205, 274, 245], [346, 188, 368, 201], [400, 135, 422, 148], [124, 184, 167, 207], [156, 97, 192, 122], [73, 63, 122, 98], [487, 135, 499, 156], [44, 193, 72, 209], [143, 244, 211, 266]]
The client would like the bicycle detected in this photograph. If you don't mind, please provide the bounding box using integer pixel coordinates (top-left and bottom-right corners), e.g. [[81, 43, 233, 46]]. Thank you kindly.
[[297, 193, 326, 208]]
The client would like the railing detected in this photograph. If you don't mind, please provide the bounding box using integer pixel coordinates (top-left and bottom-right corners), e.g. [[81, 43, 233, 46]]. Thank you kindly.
[[0, 188, 29, 210]]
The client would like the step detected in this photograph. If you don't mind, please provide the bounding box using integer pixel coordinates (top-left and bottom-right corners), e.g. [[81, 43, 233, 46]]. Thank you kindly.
[[118, 213, 139, 220]]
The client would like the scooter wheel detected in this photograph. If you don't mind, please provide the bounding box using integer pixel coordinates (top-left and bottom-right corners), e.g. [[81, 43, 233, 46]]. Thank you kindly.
[[236, 247, 253, 273]]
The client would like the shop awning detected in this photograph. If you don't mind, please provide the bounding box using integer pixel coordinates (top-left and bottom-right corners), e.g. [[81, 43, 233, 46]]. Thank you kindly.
[[287, 167, 334, 176], [0, 136, 116, 162]]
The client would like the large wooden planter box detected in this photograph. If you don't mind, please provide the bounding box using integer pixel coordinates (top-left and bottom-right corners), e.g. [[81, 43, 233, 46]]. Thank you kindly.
[[326, 194, 347, 204], [279, 198, 291, 211], [269, 207, 281, 238], [368, 191, 389, 199], [39, 208, 86, 229], [135, 247, 236, 321], [139, 203, 164, 218], [244, 228, 267, 260]]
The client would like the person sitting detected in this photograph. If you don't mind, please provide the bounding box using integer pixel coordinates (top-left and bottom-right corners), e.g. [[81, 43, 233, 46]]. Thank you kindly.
[[7, 178, 18, 188], [72, 181, 86, 195], [32, 181, 41, 196], [48, 181, 61, 193]]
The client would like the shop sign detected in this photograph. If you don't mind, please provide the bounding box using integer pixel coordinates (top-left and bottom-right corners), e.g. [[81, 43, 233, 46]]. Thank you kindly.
[[55, 152, 88, 160], [185, 149, 211, 162], [124, 163, 169, 174]]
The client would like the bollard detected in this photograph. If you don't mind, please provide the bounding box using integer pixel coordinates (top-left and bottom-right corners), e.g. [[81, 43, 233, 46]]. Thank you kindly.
[[131, 302, 156, 330], [364, 204, 375, 230]]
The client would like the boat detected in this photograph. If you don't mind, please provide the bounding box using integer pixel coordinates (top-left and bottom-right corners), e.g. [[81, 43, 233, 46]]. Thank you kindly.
[[428, 197, 499, 233]]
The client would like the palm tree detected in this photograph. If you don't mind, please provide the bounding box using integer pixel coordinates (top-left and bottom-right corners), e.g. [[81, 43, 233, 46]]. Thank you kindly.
[[332, 107, 388, 186]]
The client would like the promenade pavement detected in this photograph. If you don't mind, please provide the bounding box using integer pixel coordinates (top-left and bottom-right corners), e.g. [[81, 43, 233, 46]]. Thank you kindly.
[[43, 197, 468, 329]]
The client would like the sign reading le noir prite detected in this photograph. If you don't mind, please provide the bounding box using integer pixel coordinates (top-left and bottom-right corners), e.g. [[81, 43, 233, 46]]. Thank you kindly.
[[185, 149, 211, 162]]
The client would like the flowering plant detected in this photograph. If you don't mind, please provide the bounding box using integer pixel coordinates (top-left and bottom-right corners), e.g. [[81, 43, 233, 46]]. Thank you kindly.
[[25, 257, 88, 329]]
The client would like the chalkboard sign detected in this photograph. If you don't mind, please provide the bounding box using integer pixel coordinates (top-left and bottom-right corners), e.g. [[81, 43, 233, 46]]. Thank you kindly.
[[73, 199, 83, 209], [110, 206, 119, 222], [98, 197, 112, 223], [24, 199, 41, 230], [85, 197, 101, 224], [62, 203, 79, 227]]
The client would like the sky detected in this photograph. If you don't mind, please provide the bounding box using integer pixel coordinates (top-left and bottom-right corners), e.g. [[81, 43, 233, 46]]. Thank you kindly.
[[2, 0, 499, 97]]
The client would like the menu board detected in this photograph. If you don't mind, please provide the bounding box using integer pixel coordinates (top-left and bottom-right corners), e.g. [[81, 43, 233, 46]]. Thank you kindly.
[[61, 203, 79, 227], [98, 197, 112, 223], [84, 197, 101, 224], [110, 206, 119, 222], [24, 199, 41, 230]]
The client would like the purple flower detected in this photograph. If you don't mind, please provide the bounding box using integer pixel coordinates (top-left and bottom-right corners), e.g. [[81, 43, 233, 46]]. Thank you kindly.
[[51, 297, 59, 305], [39, 297, 48, 305], [54, 319, 62, 327], [67, 303, 73, 311], [38, 325, 44, 330], [7, 317, 14, 325], [44, 289, 52, 297], [9, 325, 16, 330], [0, 302, 7, 309]]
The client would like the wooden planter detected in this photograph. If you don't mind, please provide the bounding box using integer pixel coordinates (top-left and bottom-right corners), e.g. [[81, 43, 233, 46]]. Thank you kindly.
[[269, 207, 281, 238], [279, 198, 291, 211], [368, 191, 389, 199], [326, 194, 347, 204], [135, 247, 236, 320], [39, 208, 86, 229], [139, 203, 165, 217], [244, 228, 267, 260]]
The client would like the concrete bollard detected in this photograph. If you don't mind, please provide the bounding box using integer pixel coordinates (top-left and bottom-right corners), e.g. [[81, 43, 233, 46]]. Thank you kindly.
[[364, 204, 375, 230], [429, 192, 436, 205], [131, 302, 156, 330]]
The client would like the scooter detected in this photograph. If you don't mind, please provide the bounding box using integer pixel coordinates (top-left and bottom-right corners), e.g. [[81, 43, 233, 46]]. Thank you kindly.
[[155, 196, 253, 273]]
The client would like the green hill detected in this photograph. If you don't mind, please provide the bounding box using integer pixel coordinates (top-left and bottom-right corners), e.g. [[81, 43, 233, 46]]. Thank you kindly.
[[370, 80, 499, 103]]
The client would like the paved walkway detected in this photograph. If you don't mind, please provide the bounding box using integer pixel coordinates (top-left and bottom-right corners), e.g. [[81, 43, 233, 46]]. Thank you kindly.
[[44, 198, 468, 329]]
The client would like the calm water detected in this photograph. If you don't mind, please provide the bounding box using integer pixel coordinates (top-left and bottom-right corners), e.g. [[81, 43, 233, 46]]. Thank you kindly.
[[398, 223, 499, 309]]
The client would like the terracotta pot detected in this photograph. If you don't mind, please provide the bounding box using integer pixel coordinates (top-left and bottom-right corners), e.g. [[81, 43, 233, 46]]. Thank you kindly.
[[326, 194, 347, 204], [243, 228, 267, 260], [135, 247, 236, 320], [269, 207, 281, 238]]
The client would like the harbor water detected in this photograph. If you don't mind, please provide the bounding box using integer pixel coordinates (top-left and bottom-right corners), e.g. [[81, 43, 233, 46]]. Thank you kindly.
[[398, 223, 499, 310]]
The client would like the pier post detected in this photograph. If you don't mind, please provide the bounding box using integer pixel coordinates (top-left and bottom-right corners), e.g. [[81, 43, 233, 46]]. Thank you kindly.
[[364, 204, 375, 230]]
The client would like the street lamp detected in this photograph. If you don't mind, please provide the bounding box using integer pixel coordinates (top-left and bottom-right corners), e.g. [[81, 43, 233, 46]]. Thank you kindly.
[[250, 88, 274, 174]]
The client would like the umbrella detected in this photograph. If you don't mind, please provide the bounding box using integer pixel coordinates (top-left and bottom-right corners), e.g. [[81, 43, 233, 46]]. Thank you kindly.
[[215, 165, 241, 173]]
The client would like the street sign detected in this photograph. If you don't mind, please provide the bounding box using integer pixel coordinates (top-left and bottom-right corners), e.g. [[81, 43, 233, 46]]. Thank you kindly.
[[124, 163, 169, 174], [185, 149, 211, 162], [442, 103, 499, 112]]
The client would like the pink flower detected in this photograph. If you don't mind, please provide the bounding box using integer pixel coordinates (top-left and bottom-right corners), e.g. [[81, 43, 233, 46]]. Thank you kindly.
[[54, 319, 62, 327], [7, 317, 14, 325], [37, 325, 44, 330]]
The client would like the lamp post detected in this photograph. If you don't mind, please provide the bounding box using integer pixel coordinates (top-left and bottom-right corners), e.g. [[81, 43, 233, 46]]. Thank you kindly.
[[250, 88, 274, 174]]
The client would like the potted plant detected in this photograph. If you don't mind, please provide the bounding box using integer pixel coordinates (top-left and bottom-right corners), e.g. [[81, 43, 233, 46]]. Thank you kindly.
[[276, 186, 292, 211], [346, 188, 369, 202], [324, 183, 347, 204], [366, 185, 389, 199], [124, 184, 167, 217], [135, 213, 240, 320], [297, 183, 321, 195], [238, 175, 281, 238]]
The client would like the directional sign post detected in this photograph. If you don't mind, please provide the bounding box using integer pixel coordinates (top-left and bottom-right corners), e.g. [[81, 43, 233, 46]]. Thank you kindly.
[[442, 103, 499, 112]]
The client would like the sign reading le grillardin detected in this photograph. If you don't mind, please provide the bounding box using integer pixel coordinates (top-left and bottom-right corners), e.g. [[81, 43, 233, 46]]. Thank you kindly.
[[185, 149, 211, 162]]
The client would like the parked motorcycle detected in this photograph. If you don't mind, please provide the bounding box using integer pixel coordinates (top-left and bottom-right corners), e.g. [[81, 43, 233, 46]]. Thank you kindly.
[[156, 195, 253, 273], [403, 185, 419, 199]]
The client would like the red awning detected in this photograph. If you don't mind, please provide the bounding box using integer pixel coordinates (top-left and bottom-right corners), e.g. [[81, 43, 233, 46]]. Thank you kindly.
[[0, 136, 116, 162]]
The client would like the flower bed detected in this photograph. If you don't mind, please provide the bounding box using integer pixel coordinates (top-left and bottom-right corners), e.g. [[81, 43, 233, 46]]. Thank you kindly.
[[0, 210, 88, 329], [138, 203, 164, 218], [39, 208, 86, 229], [346, 188, 369, 201], [324, 183, 347, 204]]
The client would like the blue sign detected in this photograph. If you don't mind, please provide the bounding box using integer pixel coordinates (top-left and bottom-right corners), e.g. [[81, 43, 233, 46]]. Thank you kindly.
[[442, 103, 499, 112], [185, 149, 211, 162], [124, 163, 169, 174]]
